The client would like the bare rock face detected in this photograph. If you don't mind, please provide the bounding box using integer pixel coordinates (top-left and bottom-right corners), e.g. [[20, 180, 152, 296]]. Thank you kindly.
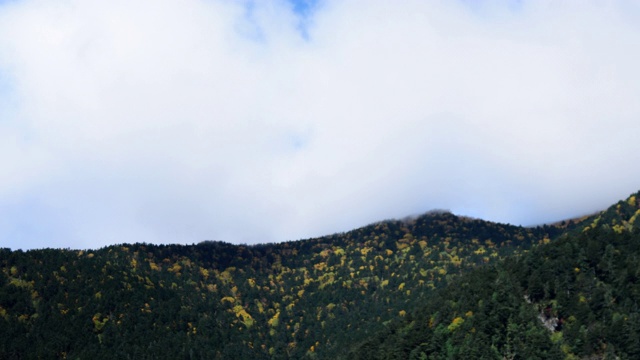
[[525, 295, 560, 332], [537, 312, 559, 332]]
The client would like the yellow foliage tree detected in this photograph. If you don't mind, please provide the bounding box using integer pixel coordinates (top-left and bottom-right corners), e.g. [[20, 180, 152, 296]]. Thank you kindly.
[[167, 263, 182, 273], [233, 305, 254, 328], [221, 296, 235, 304], [268, 311, 280, 327], [447, 317, 464, 332]]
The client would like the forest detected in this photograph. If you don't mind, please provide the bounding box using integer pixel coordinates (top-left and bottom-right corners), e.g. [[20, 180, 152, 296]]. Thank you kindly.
[[1, 192, 639, 359]]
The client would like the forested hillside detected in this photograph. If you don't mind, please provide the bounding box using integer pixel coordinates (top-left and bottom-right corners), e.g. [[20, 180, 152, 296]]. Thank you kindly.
[[347, 193, 640, 359], [0, 211, 557, 359]]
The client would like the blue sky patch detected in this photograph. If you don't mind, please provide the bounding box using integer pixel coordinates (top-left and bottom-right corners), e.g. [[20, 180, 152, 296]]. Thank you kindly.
[[288, 0, 320, 40], [289, 0, 319, 17]]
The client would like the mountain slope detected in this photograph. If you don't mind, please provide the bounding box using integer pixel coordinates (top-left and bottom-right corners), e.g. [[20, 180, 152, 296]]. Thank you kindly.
[[0, 211, 557, 359], [346, 191, 640, 359]]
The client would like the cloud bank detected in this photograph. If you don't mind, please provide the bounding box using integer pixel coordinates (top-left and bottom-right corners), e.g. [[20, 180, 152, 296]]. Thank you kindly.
[[1, 0, 639, 249]]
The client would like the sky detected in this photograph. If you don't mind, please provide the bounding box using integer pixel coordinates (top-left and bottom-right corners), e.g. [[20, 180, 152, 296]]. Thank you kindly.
[[1, 0, 640, 250]]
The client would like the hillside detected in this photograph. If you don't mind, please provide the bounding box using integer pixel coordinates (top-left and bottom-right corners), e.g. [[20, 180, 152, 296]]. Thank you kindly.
[[347, 192, 640, 359], [0, 211, 558, 359]]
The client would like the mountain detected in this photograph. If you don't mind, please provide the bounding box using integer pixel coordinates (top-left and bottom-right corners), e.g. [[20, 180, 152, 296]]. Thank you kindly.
[[0, 192, 638, 359], [347, 192, 640, 359]]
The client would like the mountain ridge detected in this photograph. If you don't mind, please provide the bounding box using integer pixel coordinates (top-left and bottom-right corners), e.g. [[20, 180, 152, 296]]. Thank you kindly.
[[1, 190, 639, 359]]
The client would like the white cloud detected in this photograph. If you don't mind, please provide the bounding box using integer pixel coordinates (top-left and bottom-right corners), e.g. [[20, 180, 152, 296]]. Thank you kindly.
[[1, 0, 639, 249]]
